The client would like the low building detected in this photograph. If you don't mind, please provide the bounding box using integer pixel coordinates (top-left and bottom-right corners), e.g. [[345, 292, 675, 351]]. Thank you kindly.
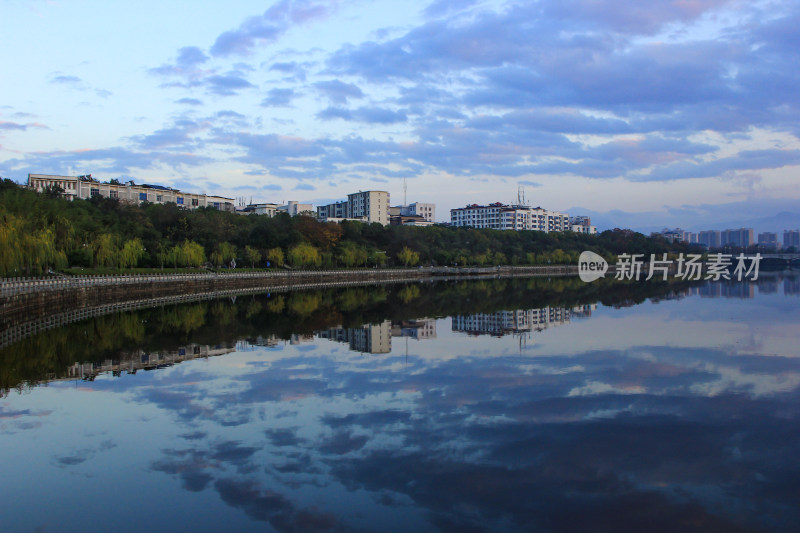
[[27, 173, 234, 211]]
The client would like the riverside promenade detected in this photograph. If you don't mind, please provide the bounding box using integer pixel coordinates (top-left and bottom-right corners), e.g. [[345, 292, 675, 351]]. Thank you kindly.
[[0, 265, 576, 348]]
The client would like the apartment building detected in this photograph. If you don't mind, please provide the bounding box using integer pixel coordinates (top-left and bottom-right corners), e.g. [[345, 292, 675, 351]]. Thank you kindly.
[[569, 215, 598, 235], [450, 202, 570, 233], [317, 190, 390, 225], [784, 229, 800, 249], [720, 228, 754, 247]]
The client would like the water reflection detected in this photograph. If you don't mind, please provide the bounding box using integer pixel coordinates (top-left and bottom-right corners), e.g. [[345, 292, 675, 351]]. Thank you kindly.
[[1, 273, 799, 532]]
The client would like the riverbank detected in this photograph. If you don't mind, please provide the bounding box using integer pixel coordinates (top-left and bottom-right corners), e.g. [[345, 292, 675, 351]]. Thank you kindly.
[[0, 265, 575, 348]]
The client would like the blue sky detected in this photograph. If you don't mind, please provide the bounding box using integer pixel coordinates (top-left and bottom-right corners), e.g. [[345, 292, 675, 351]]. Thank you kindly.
[[1, 0, 799, 228]]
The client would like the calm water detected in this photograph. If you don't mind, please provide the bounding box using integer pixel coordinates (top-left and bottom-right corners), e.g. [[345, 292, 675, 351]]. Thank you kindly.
[[1, 276, 799, 532]]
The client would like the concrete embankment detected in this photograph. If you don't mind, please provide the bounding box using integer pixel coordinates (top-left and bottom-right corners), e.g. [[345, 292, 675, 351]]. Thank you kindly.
[[0, 266, 575, 348]]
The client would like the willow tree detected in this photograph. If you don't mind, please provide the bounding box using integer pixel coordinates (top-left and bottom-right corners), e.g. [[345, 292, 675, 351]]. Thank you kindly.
[[287, 243, 321, 268], [396, 246, 419, 267]]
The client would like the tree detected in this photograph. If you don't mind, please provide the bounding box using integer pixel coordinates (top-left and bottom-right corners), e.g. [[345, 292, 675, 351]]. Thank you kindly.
[[337, 242, 367, 267], [93, 233, 119, 268], [288, 243, 321, 268], [119, 238, 145, 268], [397, 246, 419, 267], [265, 247, 284, 267], [211, 241, 237, 267], [245, 245, 261, 268]]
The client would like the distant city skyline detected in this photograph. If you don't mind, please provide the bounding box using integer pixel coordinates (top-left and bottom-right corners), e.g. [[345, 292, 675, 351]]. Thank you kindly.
[[1, 0, 799, 229]]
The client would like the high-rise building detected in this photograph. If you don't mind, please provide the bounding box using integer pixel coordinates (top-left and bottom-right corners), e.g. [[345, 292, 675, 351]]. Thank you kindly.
[[697, 230, 721, 248], [720, 228, 754, 247], [784, 229, 800, 249], [758, 232, 779, 249]]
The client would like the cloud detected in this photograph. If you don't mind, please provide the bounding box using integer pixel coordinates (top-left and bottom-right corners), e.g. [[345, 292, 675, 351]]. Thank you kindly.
[[268, 61, 307, 81], [210, 0, 334, 57], [176, 46, 209, 67], [176, 98, 204, 106], [50, 75, 82, 84], [293, 182, 315, 191], [317, 106, 407, 124], [635, 149, 800, 182], [261, 88, 295, 107], [206, 73, 256, 96], [0, 145, 214, 175], [312, 80, 364, 104]]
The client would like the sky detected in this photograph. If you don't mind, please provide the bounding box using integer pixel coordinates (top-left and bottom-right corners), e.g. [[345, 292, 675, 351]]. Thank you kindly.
[[1, 0, 799, 229]]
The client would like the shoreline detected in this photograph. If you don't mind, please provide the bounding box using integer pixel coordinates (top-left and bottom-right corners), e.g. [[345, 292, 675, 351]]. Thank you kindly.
[[1, 266, 575, 348]]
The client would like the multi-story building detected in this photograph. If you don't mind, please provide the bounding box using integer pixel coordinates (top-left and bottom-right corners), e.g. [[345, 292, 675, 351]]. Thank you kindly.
[[758, 232, 779, 250], [569, 216, 597, 234], [784, 229, 800, 250], [317, 190, 390, 225], [452, 307, 571, 336], [391, 319, 437, 339], [450, 202, 570, 232], [317, 201, 348, 220], [27, 173, 235, 212], [318, 320, 392, 354], [697, 230, 721, 248], [278, 201, 314, 216], [238, 203, 280, 216], [720, 228, 754, 247], [651, 228, 686, 243], [390, 202, 436, 223]]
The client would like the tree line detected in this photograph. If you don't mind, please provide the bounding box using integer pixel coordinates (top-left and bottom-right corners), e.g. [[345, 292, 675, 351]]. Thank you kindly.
[[0, 179, 699, 276]]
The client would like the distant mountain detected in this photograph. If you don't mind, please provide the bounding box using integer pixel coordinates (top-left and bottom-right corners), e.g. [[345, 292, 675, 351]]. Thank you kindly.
[[565, 207, 800, 236], [688, 211, 800, 236]]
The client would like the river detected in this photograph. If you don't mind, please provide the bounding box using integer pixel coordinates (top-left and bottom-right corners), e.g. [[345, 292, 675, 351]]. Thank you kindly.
[[1, 275, 798, 532]]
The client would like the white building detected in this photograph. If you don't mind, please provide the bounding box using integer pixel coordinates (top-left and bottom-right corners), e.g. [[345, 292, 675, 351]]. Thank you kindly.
[[237, 202, 280, 216], [390, 202, 436, 223], [569, 215, 598, 235], [279, 201, 314, 216], [317, 190, 390, 225], [450, 202, 570, 232], [27, 173, 235, 211]]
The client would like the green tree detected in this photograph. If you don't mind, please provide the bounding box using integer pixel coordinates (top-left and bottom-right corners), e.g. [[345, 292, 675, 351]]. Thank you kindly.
[[119, 238, 145, 268], [265, 247, 284, 267], [245, 245, 262, 268], [93, 233, 119, 268], [397, 246, 419, 267], [288, 243, 321, 268]]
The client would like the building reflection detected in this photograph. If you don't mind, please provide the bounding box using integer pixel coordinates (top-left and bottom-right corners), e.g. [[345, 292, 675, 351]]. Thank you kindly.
[[692, 273, 800, 299], [63, 343, 236, 381], [452, 305, 596, 337]]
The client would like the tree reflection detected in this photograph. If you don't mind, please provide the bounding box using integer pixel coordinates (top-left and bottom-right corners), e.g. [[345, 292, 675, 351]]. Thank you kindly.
[[0, 276, 722, 396]]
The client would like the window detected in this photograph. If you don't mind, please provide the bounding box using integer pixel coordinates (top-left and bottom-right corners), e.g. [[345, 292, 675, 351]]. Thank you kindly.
[[91, 188, 100, 197], [110, 190, 118, 199], [156, 194, 163, 202], [177, 197, 184, 205], [139, 192, 147, 201], [192, 198, 199, 206]]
